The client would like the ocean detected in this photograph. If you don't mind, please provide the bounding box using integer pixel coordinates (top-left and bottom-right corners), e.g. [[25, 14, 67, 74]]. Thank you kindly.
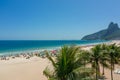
[[0, 40, 108, 55]]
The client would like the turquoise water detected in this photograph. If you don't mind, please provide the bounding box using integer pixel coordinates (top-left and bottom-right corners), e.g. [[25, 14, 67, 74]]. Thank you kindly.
[[0, 40, 108, 55]]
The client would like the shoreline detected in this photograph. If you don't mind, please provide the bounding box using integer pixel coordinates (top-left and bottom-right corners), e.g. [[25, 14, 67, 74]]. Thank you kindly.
[[0, 40, 112, 60], [0, 40, 117, 59], [0, 40, 109, 56]]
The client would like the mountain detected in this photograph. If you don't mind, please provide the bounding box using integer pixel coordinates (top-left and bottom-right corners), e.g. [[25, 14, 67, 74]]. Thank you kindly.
[[81, 22, 120, 40]]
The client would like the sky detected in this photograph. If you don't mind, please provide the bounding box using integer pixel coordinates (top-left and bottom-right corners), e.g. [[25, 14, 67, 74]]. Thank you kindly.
[[0, 0, 120, 40]]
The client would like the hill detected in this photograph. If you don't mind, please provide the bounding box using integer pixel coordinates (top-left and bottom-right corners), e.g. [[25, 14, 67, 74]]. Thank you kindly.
[[81, 22, 120, 40]]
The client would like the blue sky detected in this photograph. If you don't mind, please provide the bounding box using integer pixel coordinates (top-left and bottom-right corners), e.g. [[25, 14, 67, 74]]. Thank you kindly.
[[0, 0, 120, 40]]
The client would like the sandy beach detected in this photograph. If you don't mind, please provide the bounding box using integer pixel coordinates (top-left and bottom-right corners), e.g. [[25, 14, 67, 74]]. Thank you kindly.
[[0, 56, 50, 80], [0, 40, 120, 80]]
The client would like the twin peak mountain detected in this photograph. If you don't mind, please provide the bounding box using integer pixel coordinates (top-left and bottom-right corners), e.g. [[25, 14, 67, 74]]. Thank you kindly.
[[82, 22, 120, 40]]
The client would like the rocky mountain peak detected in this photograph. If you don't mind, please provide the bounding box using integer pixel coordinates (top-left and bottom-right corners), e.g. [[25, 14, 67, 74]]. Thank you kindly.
[[81, 22, 120, 40], [108, 22, 119, 31]]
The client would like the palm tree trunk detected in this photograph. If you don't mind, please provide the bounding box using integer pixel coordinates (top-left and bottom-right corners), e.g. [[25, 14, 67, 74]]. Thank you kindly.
[[98, 64, 100, 77], [96, 66, 98, 80], [102, 65, 104, 75], [84, 60, 86, 78], [111, 65, 113, 80], [96, 61, 98, 80], [111, 58, 113, 80], [113, 64, 115, 70], [61, 77, 66, 80], [102, 60, 105, 75]]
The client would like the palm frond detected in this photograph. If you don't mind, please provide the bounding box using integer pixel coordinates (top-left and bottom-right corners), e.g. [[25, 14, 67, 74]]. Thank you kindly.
[[46, 51, 57, 68], [43, 67, 54, 78]]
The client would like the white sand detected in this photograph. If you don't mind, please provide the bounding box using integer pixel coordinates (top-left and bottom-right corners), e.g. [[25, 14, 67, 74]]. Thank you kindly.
[[0, 56, 50, 80]]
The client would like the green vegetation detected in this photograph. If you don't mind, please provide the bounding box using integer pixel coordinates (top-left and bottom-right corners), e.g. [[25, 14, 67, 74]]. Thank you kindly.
[[106, 44, 120, 80], [82, 22, 120, 40], [90, 45, 105, 79], [43, 44, 120, 80]]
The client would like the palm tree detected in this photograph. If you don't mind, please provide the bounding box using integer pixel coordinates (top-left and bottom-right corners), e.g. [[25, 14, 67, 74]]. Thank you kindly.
[[80, 50, 90, 66], [78, 50, 91, 77], [43, 46, 94, 80], [100, 44, 110, 76], [90, 44, 103, 80], [107, 44, 120, 80]]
